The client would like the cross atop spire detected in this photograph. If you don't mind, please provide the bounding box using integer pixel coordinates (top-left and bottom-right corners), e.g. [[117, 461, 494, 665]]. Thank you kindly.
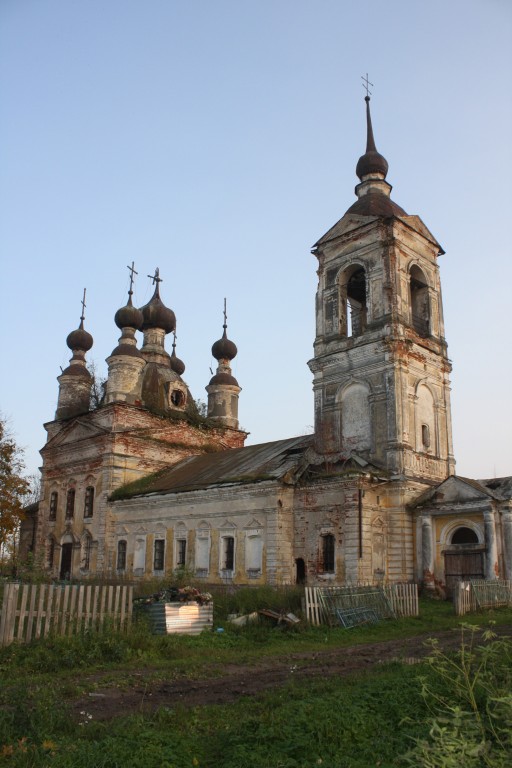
[[148, 267, 163, 286], [361, 72, 373, 99], [127, 261, 138, 302], [223, 297, 227, 330], [79, 288, 87, 329]]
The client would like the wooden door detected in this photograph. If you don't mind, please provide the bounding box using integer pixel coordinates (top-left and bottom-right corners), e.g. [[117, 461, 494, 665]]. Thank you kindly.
[[444, 551, 484, 595]]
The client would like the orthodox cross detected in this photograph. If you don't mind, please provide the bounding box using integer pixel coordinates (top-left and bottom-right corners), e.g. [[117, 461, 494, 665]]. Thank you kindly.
[[127, 261, 138, 298], [80, 288, 87, 325], [223, 297, 227, 330], [148, 267, 163, 286], [172, 330, 177, 354], [361, 73, 373, 98]]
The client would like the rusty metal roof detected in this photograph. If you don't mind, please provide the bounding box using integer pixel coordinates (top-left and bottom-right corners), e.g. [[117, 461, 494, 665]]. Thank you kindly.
[[119, 435, 314, 498]]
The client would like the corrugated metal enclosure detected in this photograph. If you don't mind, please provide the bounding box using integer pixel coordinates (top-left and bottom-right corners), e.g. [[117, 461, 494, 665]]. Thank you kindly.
[[146, 602, 213, 635]]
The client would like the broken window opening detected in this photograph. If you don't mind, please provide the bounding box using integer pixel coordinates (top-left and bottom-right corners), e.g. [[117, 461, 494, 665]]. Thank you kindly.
[[421, 424, 431, 449], [410, 266, 430, 337], [176, 538, 187, 566], [65, 489, 75, 520], [322, 534, 335, 573], [221, 536, 235, 571], [84, 486, 94, 518], [154, 539, 165, 571], [49, 492, 58, 521], [170, 389, 186, 408], [117, 540, 127, 571], [339, 267, 367, 338], [82, 535, 92, 570]]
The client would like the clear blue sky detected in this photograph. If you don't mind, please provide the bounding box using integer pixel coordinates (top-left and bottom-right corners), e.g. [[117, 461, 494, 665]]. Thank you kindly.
[[1, 0, 511, 479]]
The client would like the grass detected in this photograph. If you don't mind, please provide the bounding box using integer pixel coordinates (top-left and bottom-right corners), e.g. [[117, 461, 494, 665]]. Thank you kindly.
[[0, 598, 511, 767]]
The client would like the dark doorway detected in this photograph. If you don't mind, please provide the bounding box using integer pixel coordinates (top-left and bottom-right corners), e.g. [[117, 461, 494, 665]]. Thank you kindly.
[[60, 543, 73, 580], [295, 557, 306, 584]]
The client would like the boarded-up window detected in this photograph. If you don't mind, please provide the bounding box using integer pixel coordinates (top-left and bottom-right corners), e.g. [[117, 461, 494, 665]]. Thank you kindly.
[[246, 534, 263, 572], [340, 382, 371, 450], [195, 530, 210, 572]]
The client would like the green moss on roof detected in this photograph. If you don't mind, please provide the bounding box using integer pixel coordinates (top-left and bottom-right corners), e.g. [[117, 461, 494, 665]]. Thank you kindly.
[[109, 468, 169, 501]]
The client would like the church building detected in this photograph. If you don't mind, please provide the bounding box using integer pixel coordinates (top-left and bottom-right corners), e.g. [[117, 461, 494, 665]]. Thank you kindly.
[[21, 96, 512, 594]]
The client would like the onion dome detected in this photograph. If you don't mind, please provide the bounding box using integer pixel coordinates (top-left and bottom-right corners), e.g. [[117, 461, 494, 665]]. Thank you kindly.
[[170, 333, 185, 375], [139, 269, 176, 334], [115, 296, 143, 331], [209, 370, 239, 386], [212, 301, 237, 361], [66, 319, 93, 353], [355, 96, 389, 180]]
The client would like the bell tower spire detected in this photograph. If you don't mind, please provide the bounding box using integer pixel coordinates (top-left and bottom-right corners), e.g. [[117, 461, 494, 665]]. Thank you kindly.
[[308, 88, 455, 483]]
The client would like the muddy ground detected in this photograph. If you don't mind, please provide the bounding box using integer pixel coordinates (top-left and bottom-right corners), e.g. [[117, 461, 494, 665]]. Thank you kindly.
[[70, 626, 511, 721]]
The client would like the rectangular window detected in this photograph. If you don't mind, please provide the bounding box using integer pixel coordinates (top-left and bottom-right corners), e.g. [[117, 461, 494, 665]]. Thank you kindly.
[[221, 536, 235, 571], [176, 538, 186, 566], [49, 492, 58, 521], [65, 489, 75, 519], [154, 539, 165, 571], [117, 540, 127, 571], [322, 534, 335, 573], [84, 486, 95, 518]]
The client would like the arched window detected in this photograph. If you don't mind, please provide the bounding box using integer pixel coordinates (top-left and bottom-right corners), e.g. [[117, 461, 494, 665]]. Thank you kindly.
[[322, 534, 335, 573], [337, 265, 368, 338], [47, 538, 55, 569], [410, 265, 430, 337], [84, 486, 95, 518], [82, 534, 92, 571], [339, 382, 371, 451], [117, 540, 127, 571], [65, 489, 75, 519], [451, 527, 479, 545], [49, 492, 58, 521]]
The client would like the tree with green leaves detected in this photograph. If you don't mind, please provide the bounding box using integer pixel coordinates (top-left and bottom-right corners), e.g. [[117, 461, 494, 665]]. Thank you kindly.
[[0, 416, 30, 553]]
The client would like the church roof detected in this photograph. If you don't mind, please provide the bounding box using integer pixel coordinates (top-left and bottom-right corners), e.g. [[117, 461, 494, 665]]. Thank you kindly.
[[112, 434, 314, 499]]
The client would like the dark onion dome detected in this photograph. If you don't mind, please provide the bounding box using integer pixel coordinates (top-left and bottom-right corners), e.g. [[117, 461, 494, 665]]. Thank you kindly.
[[212, 328, 237, 361], [170, 336, 185, 375], [209, 371, 239, 386], [346, 193, 407, 217], [355, 96, 389, 180], [61, 362, 92, 378], [66, 320, 93, 352], [109, 342, 143, 359], [139, 284, 176, 334], [115, 298, 143, 331]]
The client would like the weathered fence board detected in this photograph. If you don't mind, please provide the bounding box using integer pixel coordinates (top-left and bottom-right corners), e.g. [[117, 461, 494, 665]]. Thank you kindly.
[[304, 583, 418, 625], [453, 580, 512, 616], [0, 583, 133, 646]]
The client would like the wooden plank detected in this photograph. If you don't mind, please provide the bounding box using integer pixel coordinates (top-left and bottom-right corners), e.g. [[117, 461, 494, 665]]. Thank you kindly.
[[59, 586, 70, 635], [91, 585, 99, 629], [113, 587, 121, 630], [35, 585, 47, 639], [98, 585, 107, 627], [76, 585, 86, 633], [43, 587, 55, 637], [0, 583, 19, 646], [16, 585, 30, 641], [25, 585, 38, 642], [67, 586, 78, 636]]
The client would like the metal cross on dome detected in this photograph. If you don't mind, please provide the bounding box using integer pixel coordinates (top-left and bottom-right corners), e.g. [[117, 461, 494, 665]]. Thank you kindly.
[[80, 287, 87, 323], [148, 267, 163, 286], [361, 73, 374, 98], [127, 261, 138, 295]]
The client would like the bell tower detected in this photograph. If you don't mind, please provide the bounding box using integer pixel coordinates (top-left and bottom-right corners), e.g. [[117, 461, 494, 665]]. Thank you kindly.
[[309, 94, 455, 483]]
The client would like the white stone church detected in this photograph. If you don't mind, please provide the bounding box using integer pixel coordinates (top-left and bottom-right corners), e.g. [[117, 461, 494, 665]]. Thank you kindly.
[[21, 96, 512, 594]]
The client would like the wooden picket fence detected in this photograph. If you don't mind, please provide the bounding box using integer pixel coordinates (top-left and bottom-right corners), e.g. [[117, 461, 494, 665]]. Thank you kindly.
[[0, 583, 133, 646], [453, 579, 512, 617], [304, 583, 419, 626]]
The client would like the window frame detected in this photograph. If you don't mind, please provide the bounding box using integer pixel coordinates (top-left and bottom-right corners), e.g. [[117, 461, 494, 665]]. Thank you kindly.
[[84, 486, 95, 518], [117, 540, 127, 572], [49, 491, 58, 521], [153, 539, 165, 572], [65, 489, 75, 519]]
